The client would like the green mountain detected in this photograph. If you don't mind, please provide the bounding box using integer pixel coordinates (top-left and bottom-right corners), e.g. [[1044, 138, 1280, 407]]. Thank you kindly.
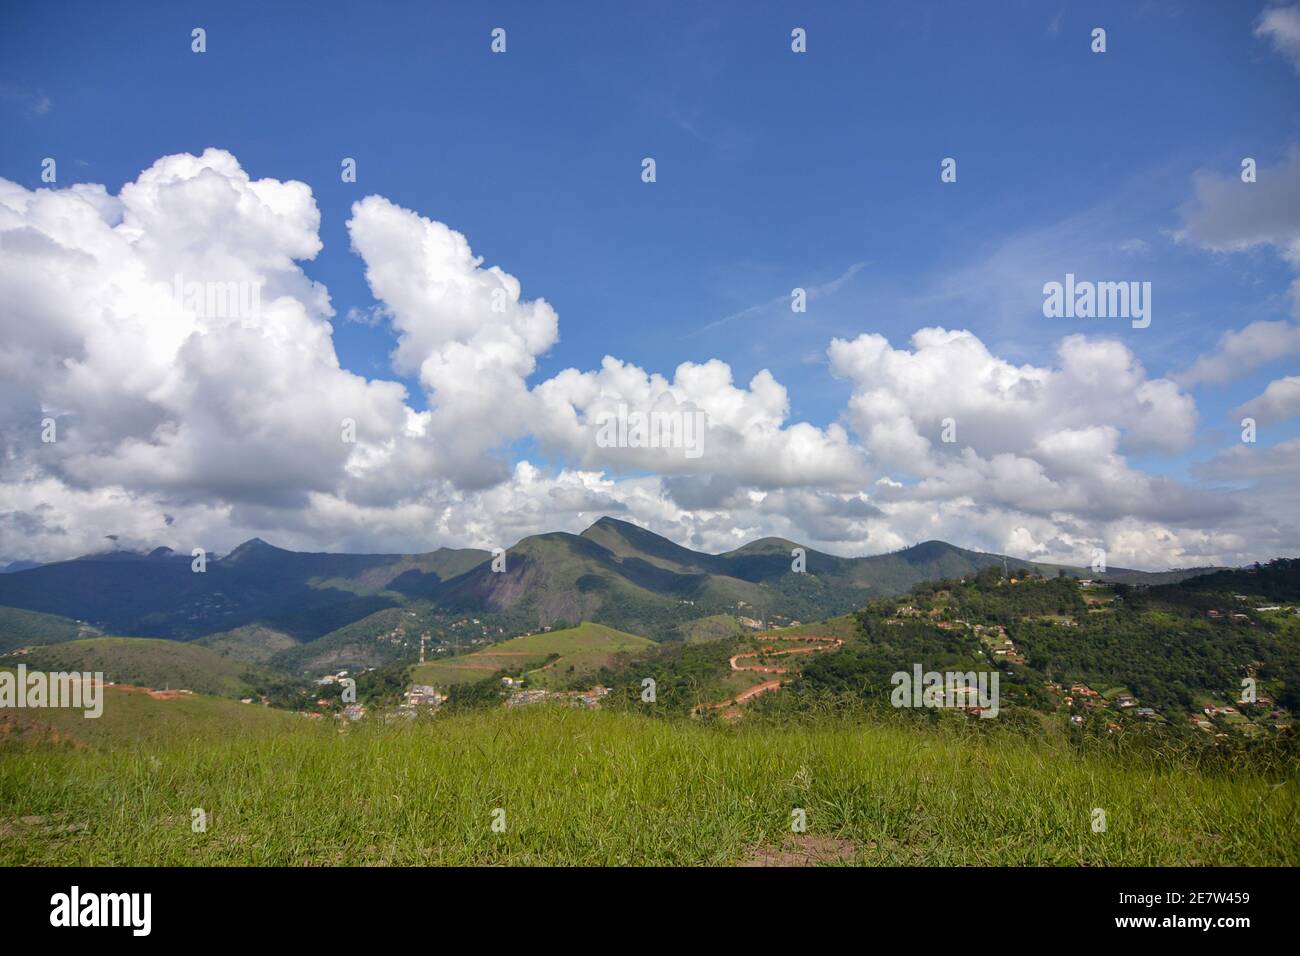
[[429, 530, 741, 639], [580, 516, 727, 572], [0, 541, 490, 640], [0, 516, 1221, 656], [423, 518, 1215, 639]]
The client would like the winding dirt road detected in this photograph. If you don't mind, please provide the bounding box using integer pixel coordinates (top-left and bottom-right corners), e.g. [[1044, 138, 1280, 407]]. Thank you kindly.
[[696, 634, 844, 716]]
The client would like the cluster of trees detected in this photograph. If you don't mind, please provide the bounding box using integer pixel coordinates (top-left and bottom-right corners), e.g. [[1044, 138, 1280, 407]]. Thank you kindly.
[[984, 568, 1299, 712], [795, 614, 983, 700], [1175, 557, 1300, 602], [253, 659, 414, 711], [596, 638, 744, 715], [351, 660, 414, 707], [444, 673, 509, 711], [795, 567, 1300, 722]]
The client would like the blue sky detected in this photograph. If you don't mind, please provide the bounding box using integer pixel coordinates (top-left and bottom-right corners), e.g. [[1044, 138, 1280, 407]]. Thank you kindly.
[[1, 0, 1299, 566]]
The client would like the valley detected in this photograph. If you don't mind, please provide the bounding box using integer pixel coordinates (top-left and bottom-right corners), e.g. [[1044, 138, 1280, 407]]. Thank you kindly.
[[1, 521, 1296, 867]]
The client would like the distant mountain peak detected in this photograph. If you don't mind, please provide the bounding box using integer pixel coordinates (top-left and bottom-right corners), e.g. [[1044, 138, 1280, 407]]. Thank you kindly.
[[897, 540, 965, 560], [580, 516, 671, 547], [222, 537, 286, 562], [583, 515, 639, 533], [722, 536, 801, 556]]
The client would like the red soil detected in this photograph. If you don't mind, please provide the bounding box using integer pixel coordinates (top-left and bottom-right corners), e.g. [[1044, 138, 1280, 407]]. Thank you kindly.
[[696, 634, 844, 715]]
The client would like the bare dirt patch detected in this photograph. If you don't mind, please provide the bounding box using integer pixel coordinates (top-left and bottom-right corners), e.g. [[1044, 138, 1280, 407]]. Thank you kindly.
[[739, 833, 859, 867]]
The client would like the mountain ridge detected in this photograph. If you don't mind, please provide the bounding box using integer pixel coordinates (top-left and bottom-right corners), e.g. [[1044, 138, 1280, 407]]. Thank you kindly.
[[0, 516, 1223, 646]]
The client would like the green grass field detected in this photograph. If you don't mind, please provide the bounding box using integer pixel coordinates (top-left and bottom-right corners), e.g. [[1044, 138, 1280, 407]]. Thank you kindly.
[[411, 622, 654, 690], [1, 704, 1293, 866]]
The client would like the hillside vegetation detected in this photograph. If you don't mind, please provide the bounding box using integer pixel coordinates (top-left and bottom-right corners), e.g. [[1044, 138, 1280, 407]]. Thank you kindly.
[[0, 606, 97, 653], [411, 622, 653, 690], [196, 624, 300, 664], [19, 638, 268, 699]]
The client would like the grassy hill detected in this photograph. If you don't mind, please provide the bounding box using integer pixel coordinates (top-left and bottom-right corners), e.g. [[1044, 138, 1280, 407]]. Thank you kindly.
[[18, 638, 267, 699], [764, 614, 861, 642], [0, 706, 1291, 865], [411, 622, 653, 690], [0, 605, 99, 654], [196, 624, 300, 664], [1, 573, 1293, 867], [674, 614, 746, 642], [268, 607, 427, 675], [0, 680, 300, 750]]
